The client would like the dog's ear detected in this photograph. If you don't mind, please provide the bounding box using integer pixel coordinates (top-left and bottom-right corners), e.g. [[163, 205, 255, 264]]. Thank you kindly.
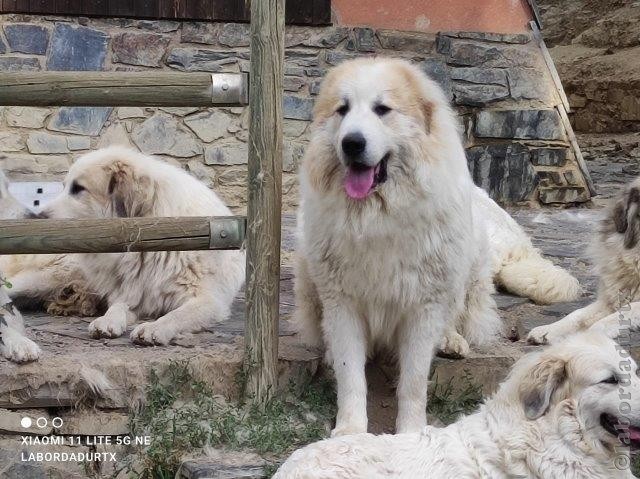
[[519, 356, 566, 420], [106, 162, 155, 218], [612, 186, 640, 248]]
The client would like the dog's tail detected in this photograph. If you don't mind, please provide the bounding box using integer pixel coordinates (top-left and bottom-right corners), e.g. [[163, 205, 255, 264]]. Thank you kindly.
[[474, 187, 581, 305]]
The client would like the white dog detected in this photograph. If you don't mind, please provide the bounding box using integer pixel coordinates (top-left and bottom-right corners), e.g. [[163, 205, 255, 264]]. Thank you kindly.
[[275, 331, 640, 478], [528, 178, 640, 345], [294, 58, 580, 436], [37, 147, 245, 346]]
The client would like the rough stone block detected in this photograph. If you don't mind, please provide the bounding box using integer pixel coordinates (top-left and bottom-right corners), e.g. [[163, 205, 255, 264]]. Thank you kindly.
[[67, 136, 91, 151], [0, 132, 24, 152], [283, 119, 308, 138], [284, 76, 305, 92], [158, 107, 200, 116], [47, 23, 108, 71], [420, 58, 451, 98], [305, 67, 326, 77], [467, 143, 538, 202], [0, 56, 40, 71], [564, 170, 580, 186], [48, 107, 112, 136], [447, 40, 539, 68], [4, 24, 49, 55], [441, 31, 531, 44], [97, 122, 133, 149], [0, 408, 52, 434], [325, 50, 360, 66], [219, 23, 250, 47], [284, 141, 305, 172], [474, 110, 566, 141], [346, 27, 377, 52], [184, 110, 233, 142], [283, 96, 314, 121], [181, 22, 220, 44], [508, 69, 553, 103], [112, 32, 170, 67], [286, 26, 349, 48], [166, 47, 240, 72], [285, 49, 320, 67], [453, 83, 509, 106], [132, 114, 202, 157], [27, 132, 69, 154], [56, 410, 129, 436], [450, 67, 508, 86], [530, 148, 568, 167], [204, 141, 247, 165], [5, 107, 50, 129], [539, 186, 590, 204], [377, 30, 435, 52], [117, 107, 146, 119], [0, 37, 5, 53]]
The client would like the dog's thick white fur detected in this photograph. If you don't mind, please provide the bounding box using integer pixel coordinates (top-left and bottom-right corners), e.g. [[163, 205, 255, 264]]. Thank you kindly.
[[275, 332, 640, 479], [294, 58, 579, 435], [528, 178, 640, 345], [38, 146, 245, 345]]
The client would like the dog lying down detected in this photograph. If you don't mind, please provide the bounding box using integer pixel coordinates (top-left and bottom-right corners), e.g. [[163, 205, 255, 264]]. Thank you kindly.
[[275, 331, 640, 479], [1, 147, 245, 358]]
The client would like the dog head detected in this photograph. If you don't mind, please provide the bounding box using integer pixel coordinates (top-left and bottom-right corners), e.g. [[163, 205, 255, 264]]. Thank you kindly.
[[41, 147, 157, 219], [510, 332, 640, 454], [304, 58, 466, 202], [609, 179, 640, 249], [0, 167, 34, 219]]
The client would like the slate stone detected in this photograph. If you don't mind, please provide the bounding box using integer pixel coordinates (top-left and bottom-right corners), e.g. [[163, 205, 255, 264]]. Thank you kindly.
[[219, 23, 250, 47], [137, 20, 180, 33], [453, 83, 509, 106], [377, 30, 435, 52], [67, 136, 91, 151], [132, 114, 202, 157], [47, 24, 107, 71], [283, 96, 314, 121], [537, 170, 564, 186], [112, 32, 170, 67], [450, 67, 508, 86], [0, 37, 5, 53], [530, 148, 568, 167], [166, 48, 241, 72], [309, 80, 322, 96], [508, 68, 552, 102], [467, 143, 538, 203], [4, 24, 49, 55], [435, 34, 451, 54], [0, 132, 24, 152], [48, 107, 113, 136], [539, 187, 590, 204], [184, 110, 233, 142], [4, 462, 47, 479], [5, 107, 50, 128], [284, 141, 305, 172], [440, 31, 531, 44], [27, 132, 69, 154], [204, 141, 247, 165], [474, 110, 566, 141], [420, 58, 451, 98], [291, 27, 349, 48], [305, 67, 326, 77], [325, 50, 360, 66], [447, 40, 539, 68], [0, 56, 40, 71], [564, 170, 580, 186], [117, 107, 146, 119], [346, 27, 376, 52], [181, 22, 220, 44], [284, 76, 305, 92], [285, 49, 320, 67]]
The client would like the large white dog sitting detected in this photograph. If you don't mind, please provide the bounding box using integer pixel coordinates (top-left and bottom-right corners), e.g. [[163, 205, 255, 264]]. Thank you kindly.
[[275, 331, 640, 478], [294, 58, 580, 436], [35, 147, 245, 346]]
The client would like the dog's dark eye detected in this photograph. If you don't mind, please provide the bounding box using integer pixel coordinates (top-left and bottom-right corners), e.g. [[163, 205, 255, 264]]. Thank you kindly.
[[601, 376, 619, 385], [336, 102, 349, 117], [373, 104, 392, 116], [70, 182, 85, 195]]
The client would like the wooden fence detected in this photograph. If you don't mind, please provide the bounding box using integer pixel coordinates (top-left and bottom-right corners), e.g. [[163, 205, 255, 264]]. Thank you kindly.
[[0, 1, 285, 403]]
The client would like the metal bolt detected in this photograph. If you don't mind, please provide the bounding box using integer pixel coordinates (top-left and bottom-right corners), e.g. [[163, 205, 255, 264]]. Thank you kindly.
[[221, 82, 229, 91], [220, 230, 228, 238]]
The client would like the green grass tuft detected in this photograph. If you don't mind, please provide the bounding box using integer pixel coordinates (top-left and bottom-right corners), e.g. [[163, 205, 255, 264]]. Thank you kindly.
[[427, 372, 484, 425], [633, 455, 639, 477]]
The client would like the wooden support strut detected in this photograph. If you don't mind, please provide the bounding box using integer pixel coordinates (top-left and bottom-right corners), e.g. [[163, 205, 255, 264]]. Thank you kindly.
[[0, 217, 246, 254], [0, 72, 248, 107]]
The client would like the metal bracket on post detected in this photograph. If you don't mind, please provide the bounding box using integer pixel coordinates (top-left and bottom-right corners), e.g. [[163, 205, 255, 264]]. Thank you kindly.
[[211, 73, 249, 106], [209, 217, 246, 250]]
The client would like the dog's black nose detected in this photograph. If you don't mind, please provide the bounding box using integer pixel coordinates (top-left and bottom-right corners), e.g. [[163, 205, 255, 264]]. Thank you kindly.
[[342, 132, 367, 158], [26, 211, 48, 219]]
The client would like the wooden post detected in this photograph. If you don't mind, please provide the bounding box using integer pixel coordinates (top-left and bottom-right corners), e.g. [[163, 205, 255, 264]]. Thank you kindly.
[[244, 0, 285, 403]]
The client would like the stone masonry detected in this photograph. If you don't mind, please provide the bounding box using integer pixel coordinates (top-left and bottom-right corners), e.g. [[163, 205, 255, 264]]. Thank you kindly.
[[0, 14, 591, 210]]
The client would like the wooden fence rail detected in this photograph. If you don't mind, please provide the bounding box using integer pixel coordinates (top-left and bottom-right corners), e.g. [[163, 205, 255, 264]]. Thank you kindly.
[[0, 217, 245, 254], [0, 72, 248, 107]]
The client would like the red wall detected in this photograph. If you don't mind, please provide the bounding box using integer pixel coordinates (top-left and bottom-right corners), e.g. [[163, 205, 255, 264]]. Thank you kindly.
[[332, 0, 533, 34]]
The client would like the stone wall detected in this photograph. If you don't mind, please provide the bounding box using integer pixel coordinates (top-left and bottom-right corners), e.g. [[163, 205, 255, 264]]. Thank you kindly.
[[0, 14, 591, 210]]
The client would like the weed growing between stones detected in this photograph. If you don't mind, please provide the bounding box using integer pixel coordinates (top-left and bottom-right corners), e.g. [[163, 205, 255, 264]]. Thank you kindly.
[[126, 360, 336, 479], [633, 455, 639, 477], [427, 372, 484, 424]]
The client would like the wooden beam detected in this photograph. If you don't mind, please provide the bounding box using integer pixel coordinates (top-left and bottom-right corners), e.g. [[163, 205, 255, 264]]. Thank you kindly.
[[244, 0, 285, 403], [0, 217, 245, 254], [0, 72, 248, 107]]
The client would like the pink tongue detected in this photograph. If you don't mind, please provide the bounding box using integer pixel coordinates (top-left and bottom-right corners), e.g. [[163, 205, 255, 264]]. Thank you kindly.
[[344, 166, 375, 200], [630, 427, 640, 441]]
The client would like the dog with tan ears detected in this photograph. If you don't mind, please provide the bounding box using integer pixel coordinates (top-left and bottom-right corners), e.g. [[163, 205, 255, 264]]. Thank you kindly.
[[293, 58, 580, 436], [275, 331, 640, 478]]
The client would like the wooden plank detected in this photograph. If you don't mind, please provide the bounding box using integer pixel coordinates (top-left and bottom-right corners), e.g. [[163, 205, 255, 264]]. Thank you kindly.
[[289, 0, 313, 25], [135, 0, 160, 18], [0, 217, 246, 254], [530, 21, 596, 196], [312, 0, 331, 25], [81, 0, 108, 15], [185, 0, 212, 20], [29, 0, 54, 13], [1, 1, 17, 10], [0, 72, 248, 107], [54, 0, 81, 14], [110, 0, 136, 17], [244, 0, 285, 402], [14, 0, 29, 12]]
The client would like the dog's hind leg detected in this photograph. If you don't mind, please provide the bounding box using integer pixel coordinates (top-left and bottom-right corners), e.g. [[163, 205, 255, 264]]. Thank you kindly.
[[292, 255, 323, 349], [588, 301, 640, 339], [527, 300, 611, 345]]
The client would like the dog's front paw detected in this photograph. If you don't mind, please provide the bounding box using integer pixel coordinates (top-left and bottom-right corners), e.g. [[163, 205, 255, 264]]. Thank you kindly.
[[1, 331, 41, 363], [130, 322, 172, 346], [438, 331, 470, 359], [331, 419, 367, 437], [88, 314, 127, 339], [527, 325, 560, 345]]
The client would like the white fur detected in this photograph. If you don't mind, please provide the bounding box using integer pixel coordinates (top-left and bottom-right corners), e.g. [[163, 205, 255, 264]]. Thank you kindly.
[[275, 332, 639, 479], [39, 147, 245, 346], [294, 58, 578, 436]]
